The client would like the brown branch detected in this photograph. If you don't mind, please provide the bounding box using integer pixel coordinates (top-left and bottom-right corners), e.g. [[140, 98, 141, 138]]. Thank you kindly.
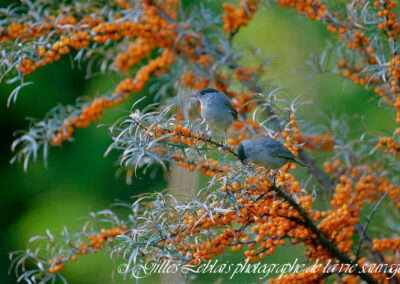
[[263, 100, 394, 282], [354, 223, 385, 264], [270, 183, 379, 284], [355, 192, 388, 260], [132, 118, 238, 158], [298, 149, 332, 193], [298, 150, 396, 283], [354, 222, 398, 284]]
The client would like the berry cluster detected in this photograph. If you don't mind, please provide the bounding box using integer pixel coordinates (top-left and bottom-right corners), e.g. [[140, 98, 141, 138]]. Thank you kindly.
[[222, 0, 259, 33], [48, 226, 126, 274]]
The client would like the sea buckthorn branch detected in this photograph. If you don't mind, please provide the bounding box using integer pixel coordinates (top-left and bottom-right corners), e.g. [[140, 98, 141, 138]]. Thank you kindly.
[[106, 92, 337, 179], [149, 0, 268, 109], [374, 0, 400, 49], [122, 140, 233, 179], [355, 222, 389, 267], [264, 109, 400, 282], [8, 0, 268, 169], [377, 136, 400, 157], [308, 113, 399, 196], [324, 154, 400, 210], [105, 108, 240, 174], [6, 0, 271, 174], [10, 153, 390, 283], [250, 92, 336, 193], [173, 169, 382, 282], [11, 48, 175, 169], [270, 265, 327, 283], [222, 0, 259, 40], [171, 154, 233, 177], [235, 90, 337, 197], [161, 171, 312, 265], [355, 192, 388, 261], [269, 183, 380, 284], [298, 133, 335, 152], [0, 1, 128, 42], [1, 0, 178, 102], [2, 0, 396, 164], [10, 92, 124, 171], [143, 0, 240, 82], [352, 190, 398, 284], [6, 1, 400, 283], [322, 158, 400, 281], [10, 208, 129, 282], [271, 0, 400, 156], [150, 0, 261, 76], [14, 128, 333, 281], [10, 182, 283, 281], [373, 238, 400, 255], [108, 110, 392, 283], [162, 27, 396, 282], [298, 149, 333, 192]]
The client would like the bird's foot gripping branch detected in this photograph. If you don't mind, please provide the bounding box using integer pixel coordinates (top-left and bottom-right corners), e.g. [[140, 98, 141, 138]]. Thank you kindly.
[[3, 0, 400, 283]]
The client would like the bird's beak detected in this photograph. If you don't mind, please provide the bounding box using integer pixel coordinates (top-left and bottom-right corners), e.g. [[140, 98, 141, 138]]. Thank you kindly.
[[190, 92, 199, 98]]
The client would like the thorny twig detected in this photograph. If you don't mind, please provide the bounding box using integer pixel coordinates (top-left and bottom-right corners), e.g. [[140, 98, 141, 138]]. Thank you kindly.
[[355, 192, 388, 261]]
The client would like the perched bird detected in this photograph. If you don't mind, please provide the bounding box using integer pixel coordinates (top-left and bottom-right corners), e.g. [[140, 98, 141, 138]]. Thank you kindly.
[[190, 88, 237, 148], [238, 136, 308, 170]]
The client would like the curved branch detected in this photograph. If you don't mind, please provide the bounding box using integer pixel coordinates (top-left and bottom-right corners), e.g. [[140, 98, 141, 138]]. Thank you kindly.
[[271, 183, 379, 284]]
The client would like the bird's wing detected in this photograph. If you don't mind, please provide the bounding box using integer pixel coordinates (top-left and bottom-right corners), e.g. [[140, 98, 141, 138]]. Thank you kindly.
[[220, 95, 238, 120], [263, 139, 296, 160]]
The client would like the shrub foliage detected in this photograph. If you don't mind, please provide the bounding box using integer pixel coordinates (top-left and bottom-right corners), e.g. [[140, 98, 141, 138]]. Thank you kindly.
[[2, 0, 400, 283]]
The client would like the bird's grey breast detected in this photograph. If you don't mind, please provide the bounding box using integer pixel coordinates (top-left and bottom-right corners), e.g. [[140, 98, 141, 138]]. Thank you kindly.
[[200, 94, 235, 130]]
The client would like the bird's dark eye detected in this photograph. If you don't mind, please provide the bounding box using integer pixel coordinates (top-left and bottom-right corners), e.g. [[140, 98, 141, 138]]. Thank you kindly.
[[199, 90, 208, 96]]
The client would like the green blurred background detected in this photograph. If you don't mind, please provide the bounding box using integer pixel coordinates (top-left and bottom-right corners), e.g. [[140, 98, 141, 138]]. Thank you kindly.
[[0, 1, 395, 283]]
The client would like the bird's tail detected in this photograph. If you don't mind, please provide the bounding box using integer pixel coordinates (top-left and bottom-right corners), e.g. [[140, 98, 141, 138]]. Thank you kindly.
[[294, 158, 310, 168]]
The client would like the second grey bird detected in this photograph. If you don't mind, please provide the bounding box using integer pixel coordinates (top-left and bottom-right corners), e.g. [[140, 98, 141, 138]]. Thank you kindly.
[[190, 88, 238, 148], [238, 136, 308, 170]]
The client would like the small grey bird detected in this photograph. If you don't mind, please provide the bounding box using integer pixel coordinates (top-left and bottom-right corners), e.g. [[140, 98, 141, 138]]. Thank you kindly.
[[190, 88, 238, 148], [238, 136, 308, 170]]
